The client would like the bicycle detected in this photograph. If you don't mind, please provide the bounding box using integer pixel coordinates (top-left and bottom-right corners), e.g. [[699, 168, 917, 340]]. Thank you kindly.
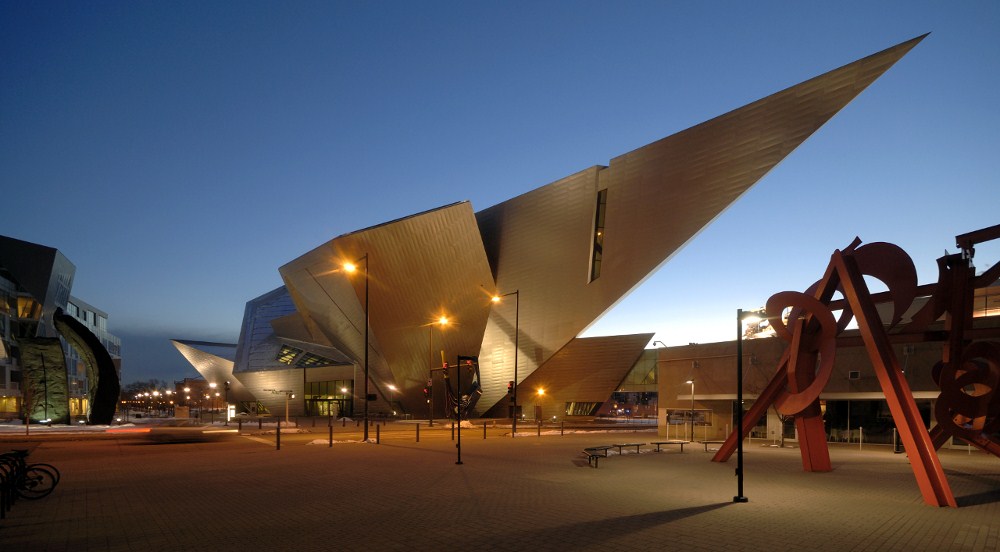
[[0, 449, 60, 499]]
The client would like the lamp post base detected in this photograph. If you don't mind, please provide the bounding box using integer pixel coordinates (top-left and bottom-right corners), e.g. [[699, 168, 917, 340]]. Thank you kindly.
[[733, 496, 749, 503]]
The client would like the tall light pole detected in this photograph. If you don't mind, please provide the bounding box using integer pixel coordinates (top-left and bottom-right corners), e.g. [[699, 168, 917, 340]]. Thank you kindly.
[[387, 384, 397, 416], [344, 254, 370, 442], [685, 379, 695, 441], [224, 381, 230, 425], [264, 388, 294, 424], [652, 341, 666, 418], [491, 290, 519, 437], [428, 315, 449, 426], [734, 308, 763, 504]]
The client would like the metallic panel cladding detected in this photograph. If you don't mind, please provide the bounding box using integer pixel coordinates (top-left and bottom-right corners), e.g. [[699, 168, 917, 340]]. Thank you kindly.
[[483, 333, 654, 419], [171, 340, 255, 404], [174, 36, 924, 419], [278, 202, 495, 416], [473, 35, 923, 416]]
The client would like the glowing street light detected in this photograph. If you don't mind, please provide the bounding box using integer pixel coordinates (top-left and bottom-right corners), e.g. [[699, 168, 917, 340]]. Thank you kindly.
[[685, 379, 695, 441], [387, 384, 397, 416], [734, 308, 765, 504], [344, 254, 371, 441], [427, 315, 449, 425], [264, 388, 295, 424], [491, 290, 520, 436]]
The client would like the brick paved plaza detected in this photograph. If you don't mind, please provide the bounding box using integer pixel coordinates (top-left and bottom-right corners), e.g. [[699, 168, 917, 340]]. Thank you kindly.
[[2, 422, 998, 551]]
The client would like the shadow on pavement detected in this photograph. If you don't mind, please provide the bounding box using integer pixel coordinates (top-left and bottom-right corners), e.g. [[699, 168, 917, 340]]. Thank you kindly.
[[469, 502, 732, 547]]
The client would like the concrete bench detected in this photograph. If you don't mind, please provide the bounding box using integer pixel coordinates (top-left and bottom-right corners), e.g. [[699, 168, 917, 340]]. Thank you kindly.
[[699, 440, 725, 452], [650, 440, 689, 452], [583, 446, 612, 468], [611, 443, 645, 455]]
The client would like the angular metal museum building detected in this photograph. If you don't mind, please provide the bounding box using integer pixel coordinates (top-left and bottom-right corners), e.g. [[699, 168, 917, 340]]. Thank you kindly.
[[175, 36, 925, 422]]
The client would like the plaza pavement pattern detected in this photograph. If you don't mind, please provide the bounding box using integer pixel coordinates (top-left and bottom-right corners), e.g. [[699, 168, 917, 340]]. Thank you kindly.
[[1, 423, 998, 551]]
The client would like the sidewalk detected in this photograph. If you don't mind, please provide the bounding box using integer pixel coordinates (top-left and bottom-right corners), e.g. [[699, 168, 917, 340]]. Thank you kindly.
[[1, 426, 998, 551]]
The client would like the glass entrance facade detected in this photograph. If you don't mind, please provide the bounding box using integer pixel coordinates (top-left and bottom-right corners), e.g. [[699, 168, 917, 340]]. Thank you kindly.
[[304, 380, 353, 418]]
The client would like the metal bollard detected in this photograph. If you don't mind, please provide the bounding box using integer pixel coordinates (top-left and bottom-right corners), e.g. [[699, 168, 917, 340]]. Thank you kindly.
[[537, 420, 541, 437], [561, 421, 564, 436], [238, 420, 242, 432], [312, 418, 316, 428], [451, 421, 455, 441], [483, 422, 487, 440], [259, 418, 263, 430], [276, 421, 281, 451], [376, 424, 380, 444], [416, 423, 420, 443], [329, 425, 333, 448]]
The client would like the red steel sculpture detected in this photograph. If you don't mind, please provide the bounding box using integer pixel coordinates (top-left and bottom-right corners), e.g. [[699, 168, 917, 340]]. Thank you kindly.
[[712, 224, 1000, 507]]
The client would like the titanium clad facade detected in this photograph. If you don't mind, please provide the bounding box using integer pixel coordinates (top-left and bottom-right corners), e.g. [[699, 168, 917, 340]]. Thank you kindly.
[[170, 340, 255, 404], [279, 202, 495, 416], [506, 333, 655, 421], [234, 286, 300, 374], [174, 36, 925, 419], [475, 36, 925, 415]]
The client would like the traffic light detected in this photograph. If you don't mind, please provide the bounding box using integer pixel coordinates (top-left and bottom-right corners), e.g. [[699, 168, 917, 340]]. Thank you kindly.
[[507, 381, 514, 395], [422, 386, 430, 398]]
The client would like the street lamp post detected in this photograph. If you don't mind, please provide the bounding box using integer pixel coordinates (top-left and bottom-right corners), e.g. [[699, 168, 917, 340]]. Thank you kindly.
[[209, 382, 217, 423], [685, 379, 695, 441], [491, 290, 519, 437], [224, 381, 231, 425], [344, 254, 370, 442], [428, 316, 449, 426], [264, 388, 294, 424], [734, 308, 763, 504], [456, 357, 463, 465]]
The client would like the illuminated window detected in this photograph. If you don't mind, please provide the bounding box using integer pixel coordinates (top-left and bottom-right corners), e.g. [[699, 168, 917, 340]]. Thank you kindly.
[[589, 189, 607, 281], [296, 352, 335, 368], [565, 402, 602, 416], [275, 345, 298, 365]]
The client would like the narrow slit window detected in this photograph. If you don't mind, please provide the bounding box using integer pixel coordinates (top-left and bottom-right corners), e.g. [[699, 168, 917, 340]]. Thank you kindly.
[[590, 189, 608, 281]]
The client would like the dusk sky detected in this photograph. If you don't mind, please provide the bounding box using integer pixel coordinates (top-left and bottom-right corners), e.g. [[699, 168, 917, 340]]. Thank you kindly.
[[2, 2, 997, 384]]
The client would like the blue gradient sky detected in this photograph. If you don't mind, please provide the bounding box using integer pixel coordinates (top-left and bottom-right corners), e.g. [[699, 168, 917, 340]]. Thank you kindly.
[[2, 2, 997, 383]]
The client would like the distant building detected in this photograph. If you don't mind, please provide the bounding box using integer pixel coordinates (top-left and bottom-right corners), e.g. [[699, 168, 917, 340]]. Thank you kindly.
[[175, 37, 923, 421], [0, 235, 121, 424], [656, 272, 1000, 447]]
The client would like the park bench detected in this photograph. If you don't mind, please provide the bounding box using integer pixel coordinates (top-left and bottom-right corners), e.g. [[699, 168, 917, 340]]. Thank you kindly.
[[611, 442, 645, 455], [650, 440, 688, 452], [583, 446, 612, 467], [699, 440, 725, 452]]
